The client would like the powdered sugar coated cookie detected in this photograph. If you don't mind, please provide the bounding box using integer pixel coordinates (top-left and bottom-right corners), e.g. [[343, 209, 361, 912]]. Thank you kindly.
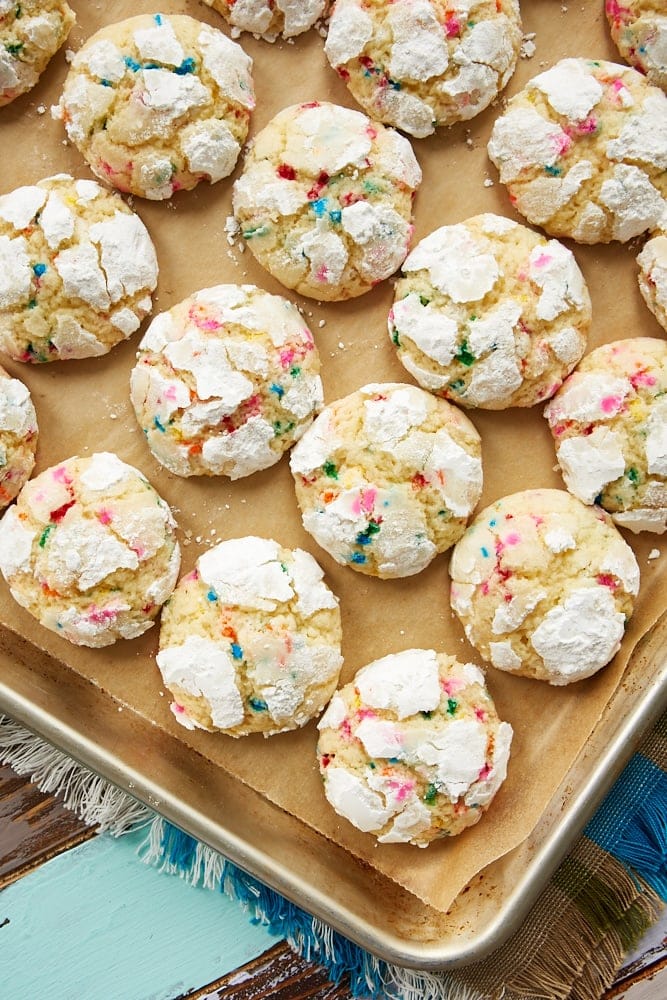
[[202, 0, 328, 42], [232, 101, 421, 300], [317, 648, 512, 846], [488, 58, 667, 243], [0, 365, 37, 508], [53, 13, 254, 200], [389, 214, 591, 408], [0, 452, 181, 647], [0, 174, 158, 363], [0, 0, 74, 107], [606, 0, 667, 92], [157, 536, 342, 736], [544, 338, 667, 534], [324, 0, 522, 138], [290, 382, 483, 578], [130, 284, 323, 479], [449, 489, 640, 684], [637, 230, 667, 333]]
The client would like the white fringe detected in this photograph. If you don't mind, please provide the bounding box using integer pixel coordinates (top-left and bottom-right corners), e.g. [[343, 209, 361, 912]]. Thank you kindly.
[[0, 714, 152, 835]]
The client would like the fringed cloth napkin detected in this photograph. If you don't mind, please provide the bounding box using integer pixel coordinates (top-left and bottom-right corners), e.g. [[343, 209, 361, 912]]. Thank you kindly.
[[1, 711, 666, 1000]]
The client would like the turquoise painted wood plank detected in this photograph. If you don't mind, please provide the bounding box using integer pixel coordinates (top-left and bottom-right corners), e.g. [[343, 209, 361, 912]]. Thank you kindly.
[[0, 829, 275, 1000]]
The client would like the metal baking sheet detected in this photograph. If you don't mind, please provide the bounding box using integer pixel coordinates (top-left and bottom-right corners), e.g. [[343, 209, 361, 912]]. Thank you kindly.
[[1, 0, 667, 969]]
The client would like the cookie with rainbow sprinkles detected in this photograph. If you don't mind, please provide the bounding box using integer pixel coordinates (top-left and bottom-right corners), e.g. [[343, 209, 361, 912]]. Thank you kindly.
[[232, 101, 422, 300], [487, 58, 667, 244], [0, 452, 180, 647], [317, 648, 512, 846], [53, 13, 254, 200], [389, 213, 591, 409], [0, 174, 157, 363], [449, 488, 640, 684], [130, 284, 323, 480], [157, 536, 343, 737], [290, 382, 483, 578], [544, 338, 667, 534]]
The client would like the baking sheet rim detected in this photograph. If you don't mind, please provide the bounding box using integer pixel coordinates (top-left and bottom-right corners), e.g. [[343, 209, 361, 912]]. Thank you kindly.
[[1, 610, 666, 971]]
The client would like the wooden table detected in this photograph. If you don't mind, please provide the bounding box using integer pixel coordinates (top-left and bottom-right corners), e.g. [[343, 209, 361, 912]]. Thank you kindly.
[[1, 762, 665, 999]]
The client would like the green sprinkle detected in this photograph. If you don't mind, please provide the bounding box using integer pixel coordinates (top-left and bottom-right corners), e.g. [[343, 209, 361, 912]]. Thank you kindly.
[[424, 783, 438, 805], [544, 164, 562, 176], [5, 42, 23, 55], [627, 467, 640, 484], [38, 524, 54, 548], [391, 328, 401, 347], [419, 295, 430, 307], [289, 365, 301, 377], [243, 225, 269, 239], [455, 340, 475, 367], [449, 379, 465, 392], [323, 461, 338, 479], [447, 698, 458, 716]]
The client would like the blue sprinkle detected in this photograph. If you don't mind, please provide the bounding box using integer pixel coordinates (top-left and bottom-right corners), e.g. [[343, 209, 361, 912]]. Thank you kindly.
[[100, 78, 112, 87], [329, 208, 342, 224], [481, 546, 490, 558], [206, 589, 217, 602], [388, 79, 402, 91], [249, 697, 268, 712], [310, 197, 328, 217], [489, 518, 496, 527], [355, 531, 372, 546], [124, 56, 141, 71], [231, 643, 243, 661], [32, 263, 47, 277], [174, 57, 196, 75], [154, 13, 163, 24], [269, 382, 285, 399], [350, 552, 367, 564], [143, 61, 161, 70], [153, 415, 165, 432]]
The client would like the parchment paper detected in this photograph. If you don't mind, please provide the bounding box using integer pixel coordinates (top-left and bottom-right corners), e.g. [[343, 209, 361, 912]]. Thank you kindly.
[[1, 0, 666, 915]]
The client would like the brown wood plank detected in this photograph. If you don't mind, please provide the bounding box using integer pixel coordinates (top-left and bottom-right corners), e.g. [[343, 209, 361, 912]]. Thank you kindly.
[[183, 941, 355, 1000], [0, 763, 94, 888]]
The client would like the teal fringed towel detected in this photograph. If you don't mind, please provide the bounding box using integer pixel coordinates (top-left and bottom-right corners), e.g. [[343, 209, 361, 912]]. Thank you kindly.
[[2, 711, 666, 1000]]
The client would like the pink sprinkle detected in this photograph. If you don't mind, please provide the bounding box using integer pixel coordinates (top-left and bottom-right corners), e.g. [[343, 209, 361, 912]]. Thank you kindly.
[[600, 394, 623, 415], [357, 707, 378, 720], [315, 264, 329, 282], [576, 116, 598, 135], [445, 16, 461, 37], [280, 348, 295, 368], [442, 678, 465, 695], [172, 703, 185, 714], [388, 779, 415, 802], [183, 569, 199, 583], [552, 132, 572, 157], [188, 304, 222, 331], [96, 507, 113, 525], [531, 252, 552, 269], [86, 605, 118, 625], [630, 370, 657, 388], [504, 532, 521, 546], [477, 764, 492, 781], [475, 708, 488, 722], [52, 465, 73, 485]]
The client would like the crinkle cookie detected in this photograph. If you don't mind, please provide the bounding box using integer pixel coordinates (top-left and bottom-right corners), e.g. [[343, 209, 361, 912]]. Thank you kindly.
[[606, 0, 667, 92], [0, 452, 181, 647], [449, 489, 640, 684], [0, 0, 74, 107], [52, 13, 254, 200], [157, 536, 343, 737], [324, 0, 522, 138], [130, 284, 323, 479], [317, 648, 512, 846], [545, 338, 667, 534], [232, 101, 422, 301], [0, 365, 37, 508], [202, 0, 328, 42], [389, 214, 591, 409], [290, 382, 483, 578], [487, 58, 667, 244], [0, 174, 158, 363], [637, 230, 667, 332]]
